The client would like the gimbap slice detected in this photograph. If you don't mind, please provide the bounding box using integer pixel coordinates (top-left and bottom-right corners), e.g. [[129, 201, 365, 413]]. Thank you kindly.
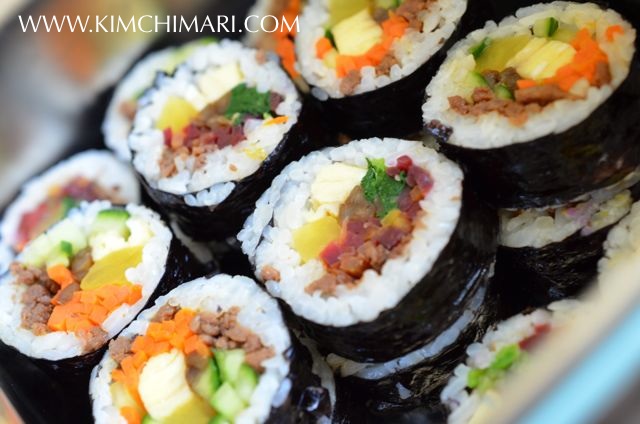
[[239, 138, 497, 362], [90, 274, 334, 424], [423, 2, 640, 208], [441, 300, 583, 424], [103, 39, 215, 161], [130, 40, 316, 241], [598, 199, 640, 291], [1, 150, 140, 255], [296, 0, 470, 138], [0, 201, 194, 362], [497, 171, 640, 304]]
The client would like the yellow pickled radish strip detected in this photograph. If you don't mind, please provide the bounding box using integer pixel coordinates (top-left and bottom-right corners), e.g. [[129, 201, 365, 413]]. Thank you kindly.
[[80, 245, 143, 290], [293, 216, 341, 263], [243, 147, 268, 161], [505, 37, 548, 70], [157, 96, 198, 133], [516, 40, 576, 80], [474, 35, 532, 72]]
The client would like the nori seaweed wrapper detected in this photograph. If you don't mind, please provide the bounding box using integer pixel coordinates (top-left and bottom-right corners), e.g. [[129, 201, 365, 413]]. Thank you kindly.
[[266, 333, 334, 423], [495, 181, 640, 306], [426, 8, 640, 209], [331, 279, 497, 417], [314, 0, 492, 140], [0, 236, 204, 423], [139, 100, 335, 242], [282, 184, 498, 363]]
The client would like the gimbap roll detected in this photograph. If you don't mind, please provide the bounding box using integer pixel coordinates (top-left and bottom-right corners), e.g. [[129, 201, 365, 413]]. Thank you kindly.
[[423, 2, 640, 208], [0, 201, 198, 363], [103, 39, 215, 161], [598, 199, 640, 292], [90, 275, 334, 424], [239, 138, 497, 362], [497, 171, 640, 304], [441, 300, 583, 424], [0, 150, 140, 257], [130, 40, 319, 241], [326, 281, 494, 415], [296, 0, 470, 138]]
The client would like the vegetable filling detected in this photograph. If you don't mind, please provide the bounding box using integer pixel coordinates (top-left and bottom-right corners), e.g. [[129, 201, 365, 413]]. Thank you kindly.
[[108, 305, 274, 424], [287, 155, 432, 296], [11, 208, 150, 352], [314, 0, 433, 95], [15, 178, 123, 252], [447, 19, 623, 125]]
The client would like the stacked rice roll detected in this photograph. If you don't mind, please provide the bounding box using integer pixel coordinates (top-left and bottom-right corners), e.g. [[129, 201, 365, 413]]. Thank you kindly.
[[103, 39, 215, 161], [423, 2, 640, 208], [239, 138, 497, 362], [598, 199, 640, 293], [130, 40, 316, 241], [296, 0, 470, 138], [497, 171, 640, 304], [0, 201, 199, 365], [326, 281, 494, 414], [244, 0, 304, 85], [0, 150, 140, 271], [90, 275, 334, 424], [441, 300, 583, 424]]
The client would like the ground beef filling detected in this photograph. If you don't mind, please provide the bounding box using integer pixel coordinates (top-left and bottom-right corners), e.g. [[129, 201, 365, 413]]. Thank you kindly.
[[448, 65, 612, 125], [306, 159, 433, 296], [109, 306, 274, 391], [12, 248, 105, 349], [159, 92, 285, 178]]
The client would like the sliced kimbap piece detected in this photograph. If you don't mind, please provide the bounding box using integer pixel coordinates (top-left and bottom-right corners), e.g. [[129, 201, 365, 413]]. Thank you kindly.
[[0, 150, 140, 256], [0, 201, 199, 365], [130, 40, 318, 242], [598, 199, 640, 293], [423, 1, 640, 208], [103, 39, 215, 161], [239, 138, 497, 362], [296, 0, 471, 138], [441, 300, 584, 424], [244, 0, 305, 85], [326, 281, 494, 415], [90, 274, 334, 424], [497, 171, 640, 304]]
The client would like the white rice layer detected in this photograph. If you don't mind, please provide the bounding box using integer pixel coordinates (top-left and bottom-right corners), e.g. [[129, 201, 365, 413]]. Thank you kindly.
[[500, 170, 640, 248], [238, 138, 463, 327], [0, 200, 172, 360], [297, 0, 467, 99], [130, 40, 301, 207], [422, 1, 636, 149], [441, 300, 583, 424], [90, 274, 292, 424], [0, 150, 141, 251]]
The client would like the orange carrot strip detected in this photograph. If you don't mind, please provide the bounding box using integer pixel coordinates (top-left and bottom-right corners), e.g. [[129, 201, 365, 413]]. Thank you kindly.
[[47, 265, 75, 288], [265, 116, 289, 126], [606, 25, 623, 42], [120, 407, 142, 424], [517, 79, 537, 89], [315, 37, 334, 59]]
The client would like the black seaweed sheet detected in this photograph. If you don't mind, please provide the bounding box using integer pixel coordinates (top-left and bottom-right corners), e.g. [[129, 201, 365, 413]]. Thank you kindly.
[[283, 184, 498, 363], [495, 181, 640, 306], [317, 0, 493, 140], [141, 100, 336, 242], [0, 236, 204, 424], [267, 333, 334, 423], [426, 3, 640, 209], [332, 279, 497, 418]]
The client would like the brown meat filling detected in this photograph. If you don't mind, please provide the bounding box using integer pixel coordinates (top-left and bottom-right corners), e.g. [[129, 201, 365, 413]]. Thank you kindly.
[[448, 65, 611, 125]]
